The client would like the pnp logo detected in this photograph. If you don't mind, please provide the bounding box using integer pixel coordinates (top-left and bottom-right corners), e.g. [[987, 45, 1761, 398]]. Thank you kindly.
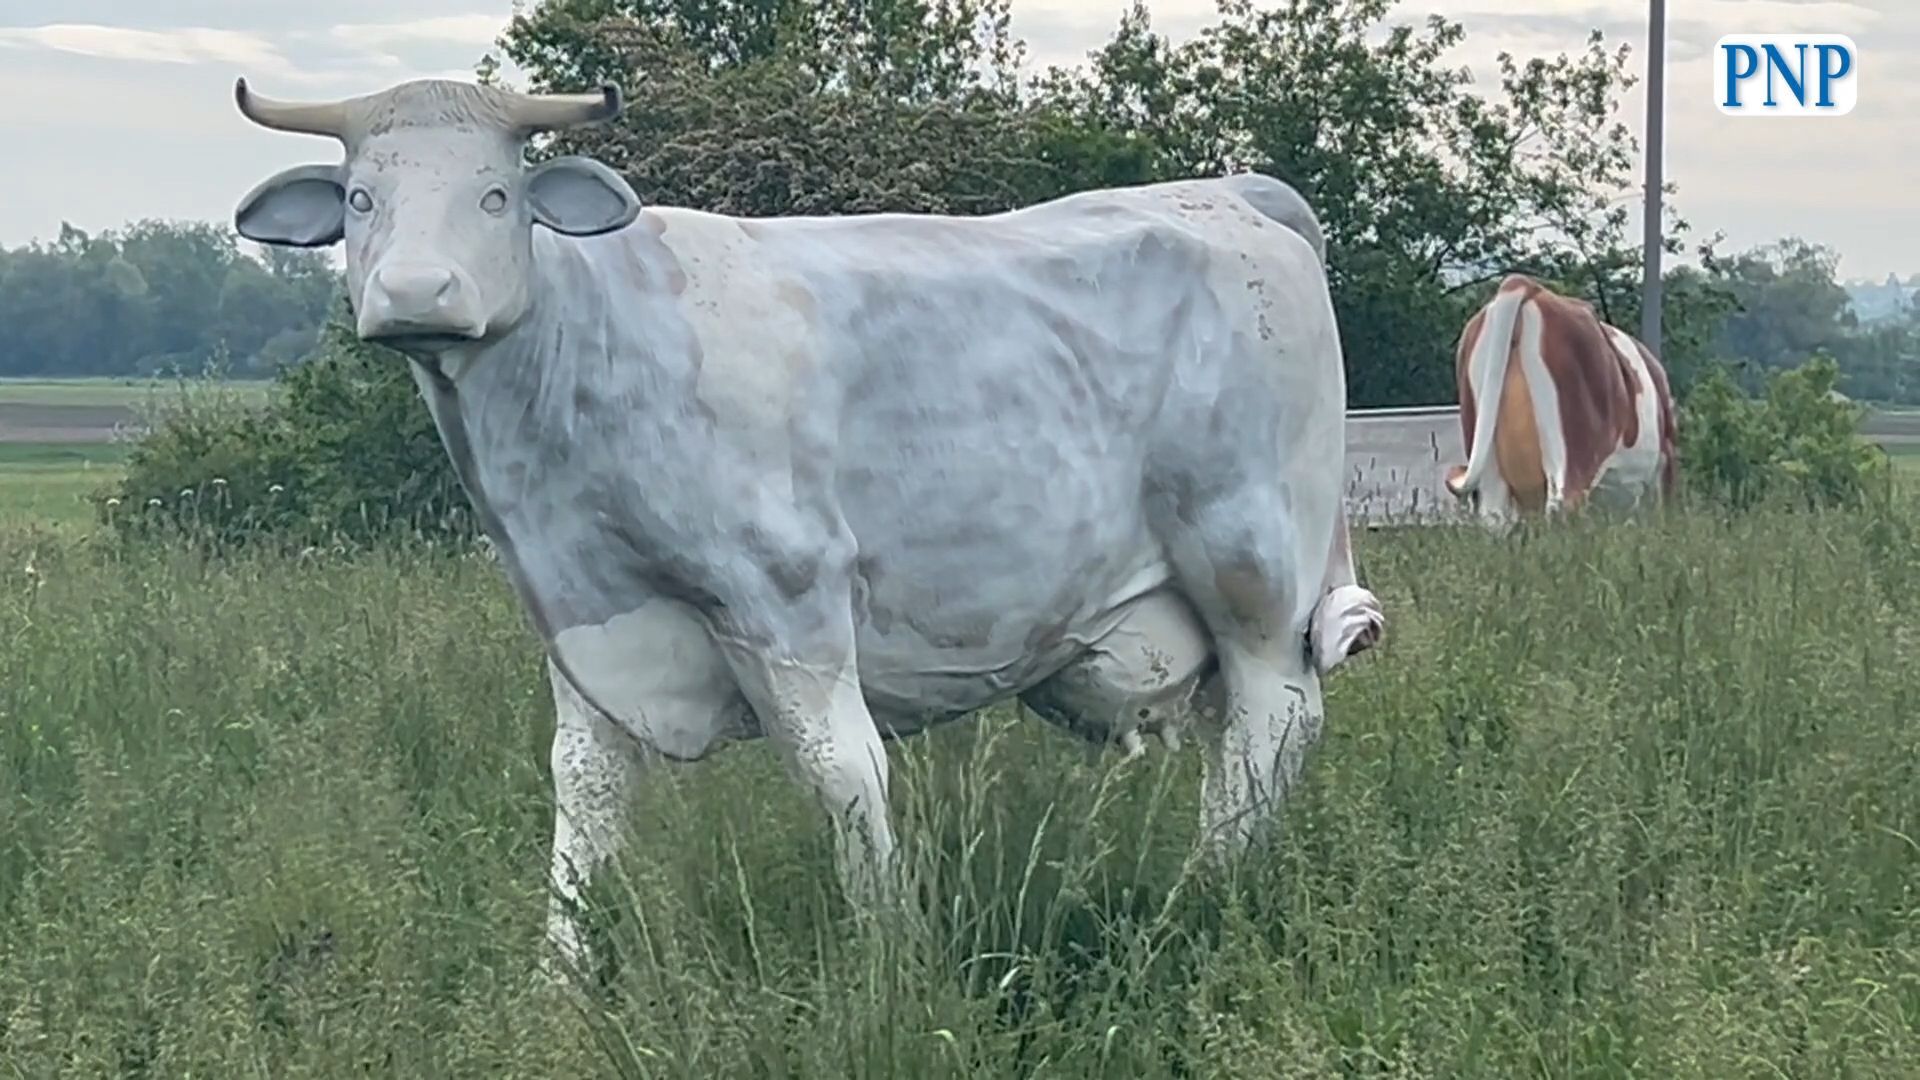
[[1716, 35, 1857, 116]]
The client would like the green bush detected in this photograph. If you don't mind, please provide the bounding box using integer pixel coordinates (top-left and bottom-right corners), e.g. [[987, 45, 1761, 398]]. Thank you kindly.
[[104, 312, 469, 551], [1678, 355, 1893, 511]]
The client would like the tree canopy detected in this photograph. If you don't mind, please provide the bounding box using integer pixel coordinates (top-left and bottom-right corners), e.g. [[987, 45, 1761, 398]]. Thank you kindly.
[[0, 221, 338, 379], [496, 0, 1686, 404], [1683, 237, 1920, 405]]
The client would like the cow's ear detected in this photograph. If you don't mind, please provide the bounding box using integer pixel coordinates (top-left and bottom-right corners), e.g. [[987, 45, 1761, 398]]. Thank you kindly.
[[527, 156, 641, 237], [235, 163, 346, 247]]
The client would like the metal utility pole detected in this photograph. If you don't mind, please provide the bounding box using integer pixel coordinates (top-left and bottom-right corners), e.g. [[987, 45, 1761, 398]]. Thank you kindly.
[[1640, 0, 1667, 352]]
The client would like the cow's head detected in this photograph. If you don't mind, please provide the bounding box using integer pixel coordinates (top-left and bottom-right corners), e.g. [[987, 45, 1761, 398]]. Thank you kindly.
[[231, 78, 641, 352]]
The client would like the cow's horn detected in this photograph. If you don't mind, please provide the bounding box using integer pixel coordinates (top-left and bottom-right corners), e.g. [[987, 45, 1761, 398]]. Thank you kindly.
[[506, 84, 624, 133], [234, 78, 349, 139]]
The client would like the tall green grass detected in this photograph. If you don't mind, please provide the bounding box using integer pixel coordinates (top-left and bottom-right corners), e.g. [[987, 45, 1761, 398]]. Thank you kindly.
[[2, 503, 1916, 1076]]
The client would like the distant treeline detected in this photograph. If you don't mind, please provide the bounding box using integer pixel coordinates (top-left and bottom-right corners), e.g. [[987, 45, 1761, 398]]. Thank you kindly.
[[0, 221, 340, 379], [1707, 239, 1920, 406], [4, 216, 1914, 404]]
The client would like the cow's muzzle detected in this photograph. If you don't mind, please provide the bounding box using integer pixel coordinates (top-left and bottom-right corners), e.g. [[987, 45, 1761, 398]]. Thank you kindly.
[[357, 262, 487, 344]]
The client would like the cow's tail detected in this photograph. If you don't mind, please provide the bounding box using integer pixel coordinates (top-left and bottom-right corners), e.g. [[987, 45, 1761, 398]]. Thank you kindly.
[[1445, 279, 1528, 498], [1310, 502, 1383, 676]]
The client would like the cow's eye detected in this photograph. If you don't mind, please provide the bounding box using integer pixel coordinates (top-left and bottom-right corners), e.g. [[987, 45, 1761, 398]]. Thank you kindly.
[[348, 188, 373, 214], [480, 187, 508, 215]]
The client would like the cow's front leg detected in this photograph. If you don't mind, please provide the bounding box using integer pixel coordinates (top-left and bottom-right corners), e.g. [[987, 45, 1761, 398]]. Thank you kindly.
[[540, 598, 751, 984], [715, 603, 895, 911], [543, 657, 648, 980]]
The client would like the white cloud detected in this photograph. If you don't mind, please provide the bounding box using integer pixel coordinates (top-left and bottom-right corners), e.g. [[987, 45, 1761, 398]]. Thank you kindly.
[[326, 13, 507, 51], [0, 14, 515, 89], [299, 13, 516, 86], [0, 23, 287, 67], [1010, 0, 1217, 70], [1426, 0, 1882, 34]]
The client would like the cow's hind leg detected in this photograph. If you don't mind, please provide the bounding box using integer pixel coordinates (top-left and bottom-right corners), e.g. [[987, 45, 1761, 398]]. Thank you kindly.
[[1515, 300, 1574, 515], [1195, 635, 1323, 854], [1473, 477, 1521, 532], [1155, 491, 1334, 856]]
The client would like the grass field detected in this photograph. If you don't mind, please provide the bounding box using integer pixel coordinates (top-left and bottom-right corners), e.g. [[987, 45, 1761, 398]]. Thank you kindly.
[[2, 500, 1917, 1076], [0, 377, 274, 410], [0, 442, 128, 530]]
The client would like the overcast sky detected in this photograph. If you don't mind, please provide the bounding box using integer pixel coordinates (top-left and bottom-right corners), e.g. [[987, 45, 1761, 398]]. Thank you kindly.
[[1, 1, 1911, 280]]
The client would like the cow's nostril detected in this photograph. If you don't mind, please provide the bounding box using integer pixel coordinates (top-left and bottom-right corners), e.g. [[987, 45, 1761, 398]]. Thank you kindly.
[[359, 263, 482, 343], [372, 265, 460, 311]]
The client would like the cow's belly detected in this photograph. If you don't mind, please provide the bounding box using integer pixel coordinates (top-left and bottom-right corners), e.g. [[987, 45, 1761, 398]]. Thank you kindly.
[[1590, 440, 1661, 505], [474, 411, 1182, 751], [828, 325, 1182, 732], [850, 532, 1178, 735], [537, 540, 1184, 748]]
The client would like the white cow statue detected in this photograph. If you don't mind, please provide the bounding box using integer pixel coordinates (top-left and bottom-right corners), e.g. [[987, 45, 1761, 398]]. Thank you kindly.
[[229, 77, 1385, 967]]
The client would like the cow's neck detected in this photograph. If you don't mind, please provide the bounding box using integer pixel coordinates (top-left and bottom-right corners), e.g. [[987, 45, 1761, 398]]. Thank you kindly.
[[406, 233, 704, 576], [421, 234, 697, 459], [402, 241, 694, 716]]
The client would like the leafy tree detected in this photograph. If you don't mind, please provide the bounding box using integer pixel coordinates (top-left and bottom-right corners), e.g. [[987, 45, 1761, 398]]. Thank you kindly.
[[1654, 236, 1920, 405], [1837, 309, 1920, 404], [498, 0, 1023, 99], [1678, 355, 1892, 511], [1707, 238, 1856, 381], [497, 1, 1063, 218], [0, 221, 338, 378], [1636, 258, 1740, 398]]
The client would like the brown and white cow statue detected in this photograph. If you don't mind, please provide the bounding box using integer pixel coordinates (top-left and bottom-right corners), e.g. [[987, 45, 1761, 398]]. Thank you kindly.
[[1444, 274, 1677, 523]]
